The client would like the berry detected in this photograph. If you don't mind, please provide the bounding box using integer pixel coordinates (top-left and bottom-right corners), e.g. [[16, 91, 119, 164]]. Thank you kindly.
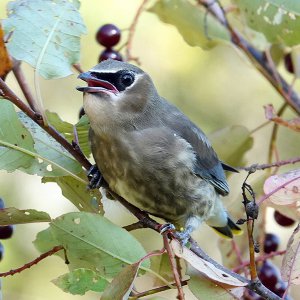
[[98, 49, 123, 62], [0, 242, 3, 261], [0, 225, 14, 239], [78, 107, 85, 119], [258, 260, 280, 290], [274, 211, 295, 227], [264, 233, 280, 254], [96, 24, 121, 48], [284, 53, 294, 74], [0, 198, 4, 210]]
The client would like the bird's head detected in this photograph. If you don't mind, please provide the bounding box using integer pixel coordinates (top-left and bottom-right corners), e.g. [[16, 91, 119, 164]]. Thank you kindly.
[[77, 60, 158, 129]]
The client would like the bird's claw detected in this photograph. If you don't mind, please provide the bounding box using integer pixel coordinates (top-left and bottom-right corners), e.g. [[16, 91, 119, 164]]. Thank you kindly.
[[158, 223, 176, 234], [173, 230, 191, 246], [87, 165, 107, 189]]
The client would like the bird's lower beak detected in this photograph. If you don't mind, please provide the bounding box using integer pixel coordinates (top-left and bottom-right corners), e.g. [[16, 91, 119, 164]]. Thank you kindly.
[[76, 72, 118, 94]]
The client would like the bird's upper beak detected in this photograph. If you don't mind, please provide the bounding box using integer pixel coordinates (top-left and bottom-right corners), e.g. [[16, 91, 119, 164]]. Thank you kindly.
[[76, 71, 119, 94]]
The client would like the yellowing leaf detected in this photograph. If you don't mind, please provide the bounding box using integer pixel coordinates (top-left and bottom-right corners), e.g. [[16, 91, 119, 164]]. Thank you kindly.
[[0, 24, 12, 79]]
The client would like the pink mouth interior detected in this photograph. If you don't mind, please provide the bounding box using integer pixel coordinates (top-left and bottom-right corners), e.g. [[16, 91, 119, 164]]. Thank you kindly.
[[87, 78, 118, 93]]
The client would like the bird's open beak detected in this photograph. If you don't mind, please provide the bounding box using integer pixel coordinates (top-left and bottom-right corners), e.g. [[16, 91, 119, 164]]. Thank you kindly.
[[76, 72, 119, 94]]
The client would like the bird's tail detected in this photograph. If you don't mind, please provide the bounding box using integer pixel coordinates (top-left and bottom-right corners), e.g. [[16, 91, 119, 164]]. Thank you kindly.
[[211, 217, 243, 239]]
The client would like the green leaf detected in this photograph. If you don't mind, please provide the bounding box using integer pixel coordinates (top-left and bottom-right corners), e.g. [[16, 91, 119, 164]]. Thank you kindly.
[[0, 208, 50, 225], [42, 174, 103, 214], [151, 253, 173, 285], [101, 261, 141, 300], [52, 268, 109, 295], [18, 112, 82, 177], [34, 212, 150, 279], [0, 99, 36, 172], [46, 111, 91, 157], [3, 0, 86, 79], [148, 0, 230, 49], [210, 125, 253, 167], [188, 271, 244, 300], [234, 0, 300, 47]]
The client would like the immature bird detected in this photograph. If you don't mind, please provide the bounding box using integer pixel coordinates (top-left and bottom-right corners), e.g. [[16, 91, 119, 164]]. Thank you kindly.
[[77, 59, 241, 240]]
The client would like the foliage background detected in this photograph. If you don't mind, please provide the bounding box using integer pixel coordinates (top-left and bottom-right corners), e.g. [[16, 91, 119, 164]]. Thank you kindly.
[[0, 0, 298, 299]]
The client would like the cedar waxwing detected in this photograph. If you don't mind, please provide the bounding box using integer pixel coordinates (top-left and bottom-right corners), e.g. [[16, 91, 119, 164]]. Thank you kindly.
[[77, 59, 241, 242]]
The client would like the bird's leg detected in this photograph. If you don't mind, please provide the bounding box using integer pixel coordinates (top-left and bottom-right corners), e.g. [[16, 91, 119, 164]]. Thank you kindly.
[[87, 164, 107, 189]]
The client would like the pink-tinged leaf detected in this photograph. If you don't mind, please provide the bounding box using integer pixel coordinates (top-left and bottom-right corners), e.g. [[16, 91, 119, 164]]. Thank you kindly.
[[101, 261, 141, 300], [171, 240, 247, 287], [263, 169, 300, 205], [264, 104, 300, 132], [188, 270, 245, 300], [281, 223, 300, 285]]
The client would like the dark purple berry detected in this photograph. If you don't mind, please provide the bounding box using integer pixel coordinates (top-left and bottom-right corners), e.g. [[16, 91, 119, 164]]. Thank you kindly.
[[284, 53, 294, 74], [0, 225, 14, 239], [274, 280, 287, 297], [264, 233, 280, 254], [96, 24, 121, 48], [274, 211, 295, 227], [258, 260, 280, 290], [78, 107, 85, 119], [0, 198, 4, 210], [98, 49, 122, 62], [0, 242, 3, 261]]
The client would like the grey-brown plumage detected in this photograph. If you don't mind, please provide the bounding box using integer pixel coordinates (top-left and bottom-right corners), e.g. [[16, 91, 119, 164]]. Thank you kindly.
[[77, 59, 241, 240]]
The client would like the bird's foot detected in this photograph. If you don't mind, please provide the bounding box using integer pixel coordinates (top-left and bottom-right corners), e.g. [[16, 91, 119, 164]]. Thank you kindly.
[[173, 230, 191, 246], [157, 223, 191, 246], [158, 223, 176, 234], [87, 165, 107, 189]]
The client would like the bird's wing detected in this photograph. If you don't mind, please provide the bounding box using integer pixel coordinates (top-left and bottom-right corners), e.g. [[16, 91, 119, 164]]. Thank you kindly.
[[162, 100, 230, 196]]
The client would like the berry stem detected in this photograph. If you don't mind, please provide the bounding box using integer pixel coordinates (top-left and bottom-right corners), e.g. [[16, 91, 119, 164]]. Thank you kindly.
[[0, 246, 63, 277]]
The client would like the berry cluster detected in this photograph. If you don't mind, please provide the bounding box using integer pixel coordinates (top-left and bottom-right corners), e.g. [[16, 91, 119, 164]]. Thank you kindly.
[[0, 198, 14, 261], [96, 24, 123, 62], [247, 233, 292, 300]]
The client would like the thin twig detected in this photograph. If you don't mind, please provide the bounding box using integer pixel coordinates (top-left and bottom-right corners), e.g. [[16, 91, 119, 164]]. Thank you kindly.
[[163, 234, 185, 300], [233, 250, 286, 273], [123, 221, 145, 231], [197, 0, 300, 114], [0, 246, 63, 277], [239, 156, 300, 172], [125, 0, 149, 63], [12, 62, 39, 112], [73, 63, 84, 74]]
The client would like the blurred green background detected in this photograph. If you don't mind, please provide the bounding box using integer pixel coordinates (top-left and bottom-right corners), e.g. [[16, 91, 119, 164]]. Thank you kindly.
[[0, 0, 299, 299]]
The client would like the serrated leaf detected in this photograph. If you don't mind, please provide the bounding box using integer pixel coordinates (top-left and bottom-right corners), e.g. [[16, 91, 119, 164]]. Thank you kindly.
[[3, 0, 86, 79], [188, 271, 244, 300], [34, 212, 150, 279], [18, 112, 82, 177], [281, 223, 300, 285], [52, 268, 109, 295], [101, 261, 141, 300], [42, 174, 103, 214], [210, 125, 253, 167], [0, 208, 50, 225], [46, 111, 90, 157], [171, 240, 247, 287], [234, 0, 300, 47], [0, 99, 36, 171], [148, 0, 230, 50]]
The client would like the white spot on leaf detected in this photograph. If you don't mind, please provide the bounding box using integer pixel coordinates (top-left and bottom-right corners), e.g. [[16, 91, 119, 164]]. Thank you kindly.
[[74, 217, 80, 224], [46, 164, 53, 171]]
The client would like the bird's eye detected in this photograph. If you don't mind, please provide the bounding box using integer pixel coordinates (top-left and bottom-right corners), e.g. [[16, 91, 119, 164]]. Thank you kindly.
[[120, 72, 134, 87]]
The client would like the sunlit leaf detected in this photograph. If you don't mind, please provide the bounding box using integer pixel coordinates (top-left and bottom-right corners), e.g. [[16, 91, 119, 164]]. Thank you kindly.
[[281, 223, 300, 285], [0, 208, 50, 225], [42, 174, 103, 214], [188, 270, 245, 300], [0, 99, 36, 172], [52, 268, 108, 295], [101, 261, 141, 300], [234, 0, 300, 47], [3, 0, 86, 79], [148, 0, 230, 49], [46, 111, 90, 157], [171, 240, 247, 287], [34, 212, 150, 279]]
